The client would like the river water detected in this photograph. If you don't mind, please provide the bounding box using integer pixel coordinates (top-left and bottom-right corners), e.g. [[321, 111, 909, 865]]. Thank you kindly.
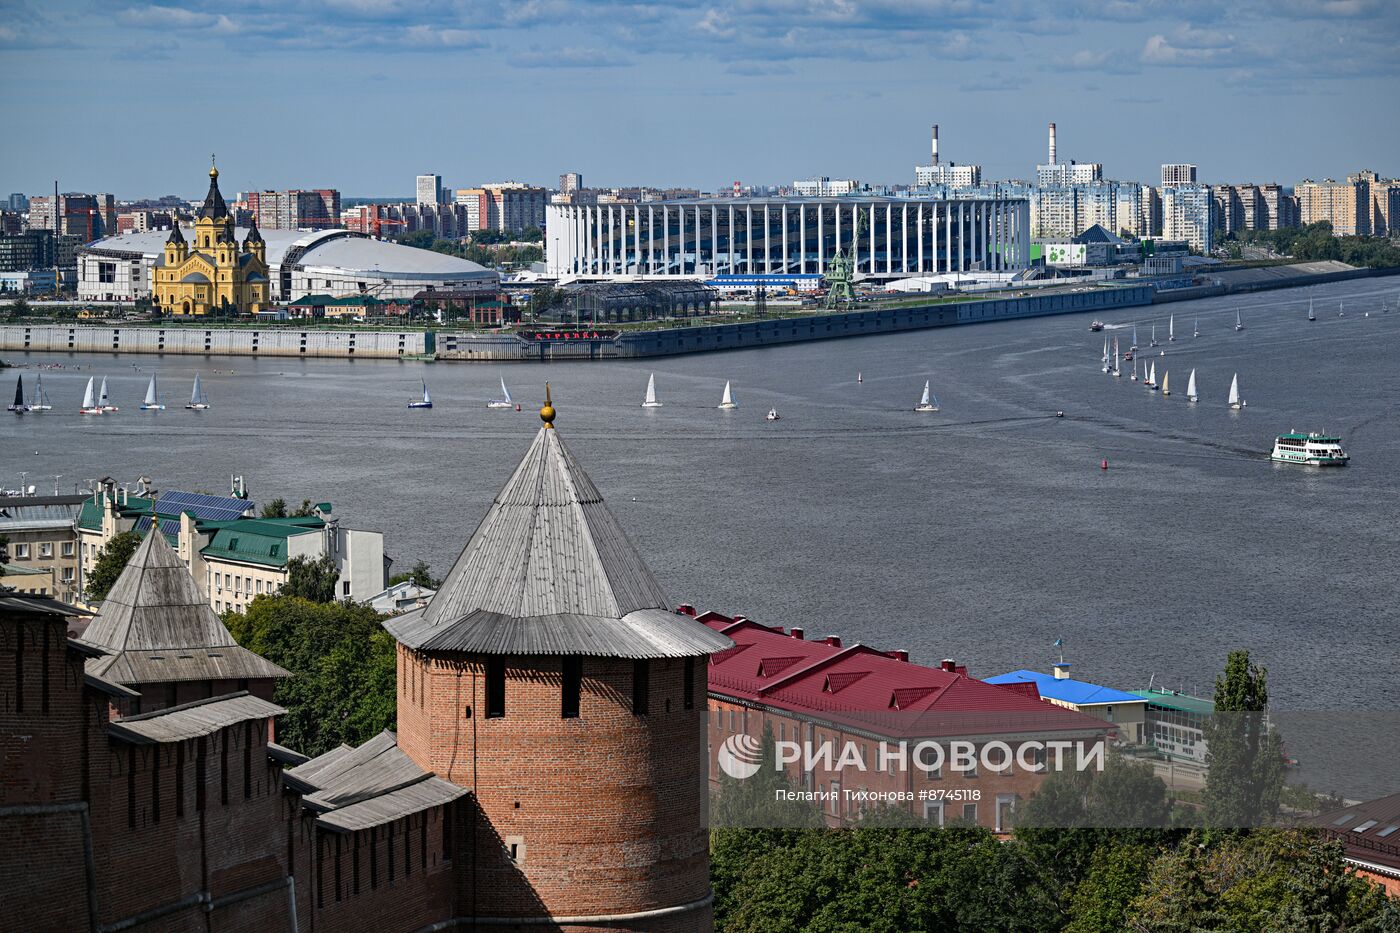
[[5, 279, 1399, 734]]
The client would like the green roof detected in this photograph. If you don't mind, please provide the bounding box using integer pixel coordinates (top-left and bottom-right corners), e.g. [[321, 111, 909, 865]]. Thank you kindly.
[[1277, 432, 1340, 442], [199, 516, 326, 568], [1130, 688, 1215, 715], [289, 293, 388, 308], [2, 562, 49, 576]]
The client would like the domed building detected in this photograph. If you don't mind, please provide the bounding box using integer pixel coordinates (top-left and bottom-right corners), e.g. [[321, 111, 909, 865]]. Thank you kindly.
[[152, 160, 270, 316]]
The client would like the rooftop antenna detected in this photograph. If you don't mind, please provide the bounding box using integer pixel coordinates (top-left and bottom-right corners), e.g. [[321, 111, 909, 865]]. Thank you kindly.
[[53, 475, 62, 496], [18, 472, 29, 496]]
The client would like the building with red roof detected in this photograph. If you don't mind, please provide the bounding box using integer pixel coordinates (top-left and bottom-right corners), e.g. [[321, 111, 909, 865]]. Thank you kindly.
[[688, 607, 1115, 830]]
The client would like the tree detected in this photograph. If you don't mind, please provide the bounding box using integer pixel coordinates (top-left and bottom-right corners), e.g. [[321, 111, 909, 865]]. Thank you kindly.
[[1063, 842, 1154, 933], [1203, 650, 1284, 828], [291, 499, 317, 517], [388, 560, 439, 589], [0, 533, 10, 565], [282, 554, 340, 603], [85, 531, 142, 603], [260, 497, 288, 518], [225, 595, 396, 757]]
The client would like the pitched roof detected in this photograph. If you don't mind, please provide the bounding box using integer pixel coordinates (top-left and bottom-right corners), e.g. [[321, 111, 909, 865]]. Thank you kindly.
[[79, 530, 289, 685], [283, 731, 466, 833], [699, 609, 1113, 741], [199, 168, 229, 220], [107, 691, 285, 745], [386, 424, 732, 659], [1312, 793, 1400, 877], [984, 670, 1146, 707]]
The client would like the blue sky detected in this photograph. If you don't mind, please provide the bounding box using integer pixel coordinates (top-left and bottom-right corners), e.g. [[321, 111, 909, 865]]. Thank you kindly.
[[1, 0, 1397, 198]]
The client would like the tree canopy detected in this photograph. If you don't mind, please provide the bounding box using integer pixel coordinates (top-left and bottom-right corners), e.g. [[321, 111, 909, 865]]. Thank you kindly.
[[1203, 649, 1284, 828], [281, 554, 340, 603], [225, 595, 396, 758], [388, 559, 439, 589], [85, 530, 143, 603]]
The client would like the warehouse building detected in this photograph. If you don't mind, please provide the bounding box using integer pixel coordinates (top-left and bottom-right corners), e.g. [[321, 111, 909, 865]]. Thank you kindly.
[[545, 194, 1030, 281]]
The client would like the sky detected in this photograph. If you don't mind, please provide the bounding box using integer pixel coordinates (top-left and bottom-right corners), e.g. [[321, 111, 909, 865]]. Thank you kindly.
[[1, 0, 1397, 199]]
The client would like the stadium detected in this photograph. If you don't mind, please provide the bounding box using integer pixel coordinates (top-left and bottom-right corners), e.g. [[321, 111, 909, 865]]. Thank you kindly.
[[77, 227, 497, 303]]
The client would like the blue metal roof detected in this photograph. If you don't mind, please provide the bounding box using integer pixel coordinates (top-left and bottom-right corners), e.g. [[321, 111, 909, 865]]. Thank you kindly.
[[984, 669, 1145, 706]]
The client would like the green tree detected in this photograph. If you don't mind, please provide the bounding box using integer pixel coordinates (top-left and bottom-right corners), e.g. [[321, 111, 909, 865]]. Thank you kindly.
[[1063, 842, 1154, 933], [1203, 650, 1284, 828], [225, 595, 395, 757], [388, 559, 439, 589], [291, 499, 317, 517], [260, 497, 288, 518], [85, 530, 142, 603], [0, 533, 10, 565], [282, 553, 340, 603]]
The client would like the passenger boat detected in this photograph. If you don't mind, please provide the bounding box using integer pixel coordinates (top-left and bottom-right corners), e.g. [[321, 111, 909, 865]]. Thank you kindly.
[[1270, 431, 1348, 466], [915, 380, 939, 412], [487, 376, 514, 409], [717, 380, 737, 410], [8, 375, 25, 413], [641, 373, 663, 408], [80, 377, 103, 414], [27, 374, 52, 411], [1186, 369, 1198, 403], [408, 379, 432, 409], [766, 407, 780, 421], [1228, 373, 1245, 410], [99, 377, 119, 412], [186, 372, 211, 410], [139, 374, 165, 411], [1089, 320, 1104, 332]]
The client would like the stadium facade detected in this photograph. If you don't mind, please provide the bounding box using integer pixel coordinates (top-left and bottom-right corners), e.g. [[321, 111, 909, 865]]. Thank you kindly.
[[78, 228, 497, 303], [545, 195, 1030, 281]]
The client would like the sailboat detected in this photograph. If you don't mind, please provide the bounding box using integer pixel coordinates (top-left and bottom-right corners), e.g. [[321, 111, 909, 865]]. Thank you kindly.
[[1235, 309, 1244, 332], [487, 375, 514, 409], [717, 380, 737, 410], [766, 407, 781, 421], [408, 378, 432, 409], [1112, 338, 1122, 377], [80, 376, 103, 415], [1130, 324, 1139, 351], [7, 375, 25, 413], [1162, 370, 1171, 396], [26, 373, 51, 411], [1130, 355, 1139, 382], [1228, 373, 1244, 410], [915, 380, 939, 412], [1169, 315, 1176, 342], [857, 372, 863, 384], [1193, 314, 1199, 338], [1101, 337, 1111, 373], [98, 376, 118, 412], [1150, 323, 1158, 348], [139, 374, 165, 411], [1308, 299, 1316, 322], [1186, 369, 1198, 403], [185, 372, 210, 410], [641, 373, 663, 408], [1145, 361, 1158, 390], [1338, 301, 1345, 318]]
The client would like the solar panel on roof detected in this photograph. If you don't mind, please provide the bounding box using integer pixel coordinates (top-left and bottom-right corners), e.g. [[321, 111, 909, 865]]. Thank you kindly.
[[155, 491, 251, 522], [135, 516, 181, 537]]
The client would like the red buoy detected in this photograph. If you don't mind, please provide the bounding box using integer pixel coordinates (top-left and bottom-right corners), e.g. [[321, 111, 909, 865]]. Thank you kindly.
[[1101, 459, 1109, 470]]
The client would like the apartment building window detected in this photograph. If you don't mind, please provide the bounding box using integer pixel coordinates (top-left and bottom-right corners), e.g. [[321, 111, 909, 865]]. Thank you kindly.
[[13, 543, 28, 559], [830, 781, 841, 816], [61, 542, 74, 557], [61, 568, 75, 582], [923, 800, 945, 826], [39, 543, 53, 558], [342, 581, 351, 597], [962, 803, 978, 825], [256, 580, 263, 594]]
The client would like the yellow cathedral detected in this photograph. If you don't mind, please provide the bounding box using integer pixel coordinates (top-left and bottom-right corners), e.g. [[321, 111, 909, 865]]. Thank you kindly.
[[153, 160, 269, 316]]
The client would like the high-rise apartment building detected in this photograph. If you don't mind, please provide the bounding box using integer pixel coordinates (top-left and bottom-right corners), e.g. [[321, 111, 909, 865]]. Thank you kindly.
[[416, 173, 446, 206], [1258, 184, 1298, 231], [1162, 163, 1198, 186], [1349, 170, 1400, 237], [8, 193, 29, 212], [455, 183, 548, 234], [559, 172, 582, 195], [246, 189, 341, 229], [1140, 185, 1163, 238], [27, 192, 115, 241], [1162, 184, 1214, 253], [1297, 178, 1370, 236]]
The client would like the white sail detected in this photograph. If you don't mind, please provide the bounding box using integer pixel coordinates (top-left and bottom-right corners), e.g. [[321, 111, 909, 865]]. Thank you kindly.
[[422, 379, 431, 404], [645, 373, 657, 405], [1132, 324, 1138, 347], [1308, 298, 1315, 320], [144, 375, 158, 406], [82, 377, 96, 409], [191, 373, 204, 404], [1149, 361, 1156, 384], [1187, 369, 1197, 400], [33, 374, 50, 407], [719, 380, 735, 408], [1228, 373, 1240, 406], [500, 376, 512, 404], [920, 381, 931, 407], [1169, 315, 1175, 340], [99, 377, 110, 405], [1102, 337, 1109, 362], [1162, 371, 1170, 394]]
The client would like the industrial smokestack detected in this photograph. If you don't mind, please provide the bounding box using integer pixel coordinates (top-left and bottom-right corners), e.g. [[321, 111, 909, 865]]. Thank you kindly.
[[1048, 123, 1057, 165], [931, 124, 940, 166]]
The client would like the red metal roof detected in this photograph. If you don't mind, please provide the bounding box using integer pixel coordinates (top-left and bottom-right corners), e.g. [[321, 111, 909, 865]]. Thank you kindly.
[[685, 606, 1113, 741]]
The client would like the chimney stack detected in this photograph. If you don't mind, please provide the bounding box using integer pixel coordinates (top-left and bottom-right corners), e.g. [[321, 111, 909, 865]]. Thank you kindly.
[[1048, 122, 1057, 165], [931, 124, 939, 166], [789, 627, 804, 640], [940, 658, 957, 673], [824, 635, 842, 648], [891, 649, 910, 663]]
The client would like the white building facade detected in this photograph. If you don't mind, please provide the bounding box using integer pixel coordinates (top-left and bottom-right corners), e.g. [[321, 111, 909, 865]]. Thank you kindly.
[[545, 195, 1031, 280], [1163, 184, 1215, 253]]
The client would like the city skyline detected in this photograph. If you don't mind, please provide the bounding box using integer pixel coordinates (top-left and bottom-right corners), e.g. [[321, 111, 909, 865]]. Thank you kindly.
[[2, 0, 1398, 196]]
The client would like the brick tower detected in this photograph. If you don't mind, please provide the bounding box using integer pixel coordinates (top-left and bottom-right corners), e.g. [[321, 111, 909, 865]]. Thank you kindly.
[[386, 387, 731, 931]]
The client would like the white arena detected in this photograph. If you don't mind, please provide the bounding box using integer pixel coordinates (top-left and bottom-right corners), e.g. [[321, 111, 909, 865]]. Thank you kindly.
[[78, 228, 497, 303]]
